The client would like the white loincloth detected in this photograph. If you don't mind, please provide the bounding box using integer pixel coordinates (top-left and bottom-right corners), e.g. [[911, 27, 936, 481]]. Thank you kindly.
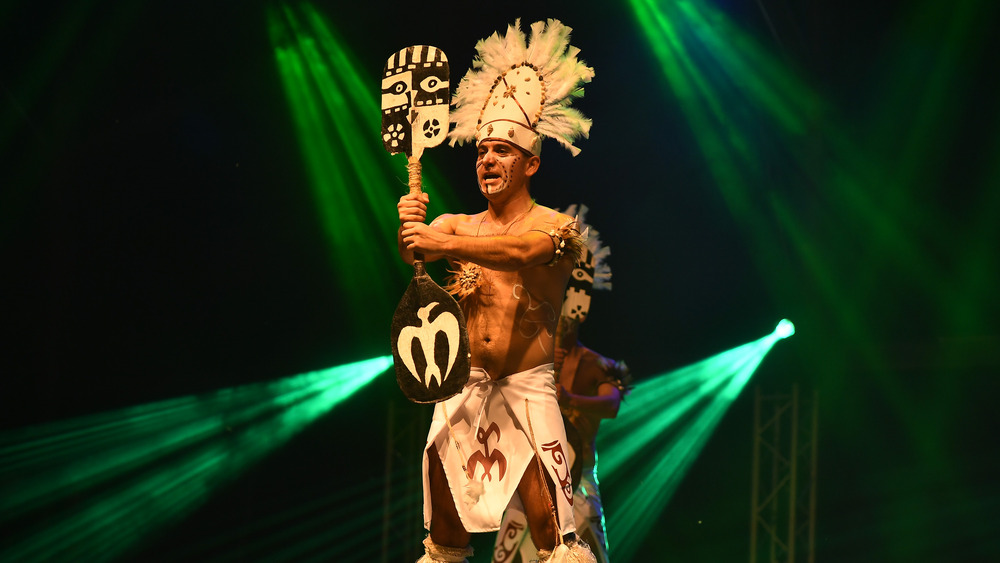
[[423, 364, 576, 535]]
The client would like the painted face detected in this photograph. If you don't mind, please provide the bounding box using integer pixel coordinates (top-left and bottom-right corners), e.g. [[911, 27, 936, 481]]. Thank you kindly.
[[476, 140, 530, 196], [381, 46, 449, 156]]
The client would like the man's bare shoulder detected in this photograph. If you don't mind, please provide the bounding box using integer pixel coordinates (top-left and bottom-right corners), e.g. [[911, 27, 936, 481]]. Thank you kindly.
[[581, 346, 621, 372], [575, 346, 623, 388], [526, 204, 576, 232], [577, 346, 607, 368]]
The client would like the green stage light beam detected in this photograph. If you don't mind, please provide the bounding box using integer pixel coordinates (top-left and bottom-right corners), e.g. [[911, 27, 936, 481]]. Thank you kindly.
[[628, 0, 966, 419], [146, 463, 424, 563], [598, 325, 791, 562], [629, 0, 954, 292], [627, 0, 871, 353], [267, 3, 461, 325], [868, 0, 1000, 341], [775, 318, 794, 339], [0, 356, 391, 562], [867, 0, 993, 202], [631, 1, 995, 555], [629, 0, 828, 215], [631, 0, 995, 332]]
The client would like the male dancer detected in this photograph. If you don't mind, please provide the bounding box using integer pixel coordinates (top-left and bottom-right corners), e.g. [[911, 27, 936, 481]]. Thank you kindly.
[[396, 19, 597, 563]]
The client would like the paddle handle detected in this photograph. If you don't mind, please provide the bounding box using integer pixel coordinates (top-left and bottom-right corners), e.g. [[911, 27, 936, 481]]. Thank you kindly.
[[407, 155, 422, 195], [407, 155, 426, 264]]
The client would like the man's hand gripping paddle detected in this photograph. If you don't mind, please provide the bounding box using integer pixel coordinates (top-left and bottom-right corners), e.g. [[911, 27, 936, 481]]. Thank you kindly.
[[383, 45, 470, 403]]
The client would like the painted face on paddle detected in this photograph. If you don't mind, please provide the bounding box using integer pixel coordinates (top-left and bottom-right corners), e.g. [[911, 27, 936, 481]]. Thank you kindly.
[[381, 46, 449, 157], [475, 140, 537, 196]]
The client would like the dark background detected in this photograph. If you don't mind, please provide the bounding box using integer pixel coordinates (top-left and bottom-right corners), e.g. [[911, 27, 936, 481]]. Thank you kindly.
[[3, 0, 998, 561]]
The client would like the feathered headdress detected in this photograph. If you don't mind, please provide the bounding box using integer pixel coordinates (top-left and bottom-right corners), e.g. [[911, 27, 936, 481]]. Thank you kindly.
[[448, 19, 595, 156]]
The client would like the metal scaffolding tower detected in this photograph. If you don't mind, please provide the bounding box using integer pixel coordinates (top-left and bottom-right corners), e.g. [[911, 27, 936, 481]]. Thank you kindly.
[[749, 384, 818, 563]]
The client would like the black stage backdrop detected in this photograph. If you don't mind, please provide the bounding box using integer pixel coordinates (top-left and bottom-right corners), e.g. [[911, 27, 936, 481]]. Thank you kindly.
[[2, 1, 998, 561]]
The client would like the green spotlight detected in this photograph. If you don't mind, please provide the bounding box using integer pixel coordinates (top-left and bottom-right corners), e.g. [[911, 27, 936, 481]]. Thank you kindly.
[[598, 328, 783, 562], [0, 356, 391, 562], [266, 2, 461, 330], [153, 463, 425, 562], [775, 318, 795, 339]]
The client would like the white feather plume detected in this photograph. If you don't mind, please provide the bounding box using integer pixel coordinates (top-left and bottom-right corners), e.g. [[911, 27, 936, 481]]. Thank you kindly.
[[449, 19, 594, 156]]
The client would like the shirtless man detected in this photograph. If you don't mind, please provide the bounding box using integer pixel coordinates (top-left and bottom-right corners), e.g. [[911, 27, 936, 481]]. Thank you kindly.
[[398, 138, 591, 562], [397, 19, 596, 562]]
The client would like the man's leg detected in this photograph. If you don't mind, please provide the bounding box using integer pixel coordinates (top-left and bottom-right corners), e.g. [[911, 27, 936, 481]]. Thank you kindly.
[[426, 442, 472, 549], [517, 458, 598, 563], [515, 454, 561, 552]]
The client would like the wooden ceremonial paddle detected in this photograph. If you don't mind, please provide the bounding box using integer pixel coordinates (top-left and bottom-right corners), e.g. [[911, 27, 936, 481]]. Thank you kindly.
[[383, 45, 470, 403]]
